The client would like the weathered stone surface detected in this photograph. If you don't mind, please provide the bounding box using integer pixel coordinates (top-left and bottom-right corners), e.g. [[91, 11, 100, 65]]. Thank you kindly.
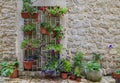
[[66, 0, 120, 74], [0, 0, 120, 76], [0, 0, 17, 61]]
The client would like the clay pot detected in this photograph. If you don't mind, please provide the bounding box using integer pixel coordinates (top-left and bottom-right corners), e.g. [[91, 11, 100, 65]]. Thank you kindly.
[[25, 31, 32, 35], [112, 72, 120, 79], [9, 69, 18, 78], [40, 27, 49, 35], [70, 75, 76, 80], [61, 72, 68, 79], [76, 77, 81, 82], [32, 13, 38, 19], [21, 12, 38, 19], [23, 61, 33, 69]]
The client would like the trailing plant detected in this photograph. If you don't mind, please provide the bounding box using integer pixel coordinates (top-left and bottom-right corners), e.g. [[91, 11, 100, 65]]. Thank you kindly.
[[22, 24, 36, 32], [46, 44, 63, 53], [0, 61, 19, 77], [46, 6, 68, 17], [22, 0, 37, 14], [21, 39, 38, 50], [53, 25, 63, 39]]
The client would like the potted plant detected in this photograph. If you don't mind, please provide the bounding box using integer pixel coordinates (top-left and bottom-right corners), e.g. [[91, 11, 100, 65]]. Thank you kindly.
[[46, 6, 68, 17], [85, 61, 102, 82], [69, 71, 76, 80], [42, 59, 62, 77], [21, 39, 38, 69], [40, 22, 52, 35], [23, 55, 35, 70], [60, 59, 72, 79], [45, 44, 63, 54], [112, 69, 120, 79], [74, 66, 81, 82], [53, 25, 63, 40], [0, 61, 19, 78], [73, 51, 83, 82], [21, 39, 38, 50], [22, 24, 36, 35], [21, 0, 38, 19]]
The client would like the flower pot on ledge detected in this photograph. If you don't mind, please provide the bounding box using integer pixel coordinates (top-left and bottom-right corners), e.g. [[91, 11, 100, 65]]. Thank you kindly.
[[21, 12, 38, 19], [23, 61, 33, 70], [9, 69, 18, 78], [112, 72, 120, 79]]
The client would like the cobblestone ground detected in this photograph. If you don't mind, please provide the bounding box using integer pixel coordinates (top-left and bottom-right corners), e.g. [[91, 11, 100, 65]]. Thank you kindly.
[[0, 76, 115, 83]]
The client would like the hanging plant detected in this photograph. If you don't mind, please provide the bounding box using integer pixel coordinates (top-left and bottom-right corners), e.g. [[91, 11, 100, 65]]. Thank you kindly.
[[46, 6, 68, 17], [53, 25, 63, 39], [21, 39, 38, 51], [40, 22, 53, 35], [21, 0, 38, 19], [22, 24, 36, 35], [46, 44, 63, 53], [39, 6, 47, 12]]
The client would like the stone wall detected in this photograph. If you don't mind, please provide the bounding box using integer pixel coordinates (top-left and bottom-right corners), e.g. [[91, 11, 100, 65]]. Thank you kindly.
[[0, 0, 17, 61], [66, 0, 120, 75], [0, 0, 120, 75]]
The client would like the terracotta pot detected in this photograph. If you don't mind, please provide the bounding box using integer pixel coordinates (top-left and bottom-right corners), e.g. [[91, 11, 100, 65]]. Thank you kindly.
[[76, 77, 81, 82], [61, 72, 68, 79], [23, 61, 33, 69], [112, 72, 120, 79], [9, 69, 18, 78], [32, 13, 38, 19], [40, 27, 49, 35], [21, 12, 38, 19], [21, 12, 29, 18], [25, 31, 32, 35], [70, 75, 76, 80]]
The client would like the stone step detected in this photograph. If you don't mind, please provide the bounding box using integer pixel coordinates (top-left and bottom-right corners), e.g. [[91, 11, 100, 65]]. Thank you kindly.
[[104, 76, 115, 83]]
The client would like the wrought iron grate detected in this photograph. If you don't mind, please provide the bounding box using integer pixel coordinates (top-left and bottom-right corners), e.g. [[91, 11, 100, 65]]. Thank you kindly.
[[23, 6, 60, 71]]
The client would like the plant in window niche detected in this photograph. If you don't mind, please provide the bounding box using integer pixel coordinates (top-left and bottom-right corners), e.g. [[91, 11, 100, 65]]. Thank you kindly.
[[22, 24, 36, 35], [40, 22, 53, 35], [46, 6, 68, 17], [53, 25, 63, 41], [21, 39, 38, 50], [21, 0, 38, 19], [45, 44, 63, 53]]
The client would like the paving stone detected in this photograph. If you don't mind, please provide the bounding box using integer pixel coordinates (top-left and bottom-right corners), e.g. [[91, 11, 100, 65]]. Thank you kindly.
[[0, 76, 115, 83]]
